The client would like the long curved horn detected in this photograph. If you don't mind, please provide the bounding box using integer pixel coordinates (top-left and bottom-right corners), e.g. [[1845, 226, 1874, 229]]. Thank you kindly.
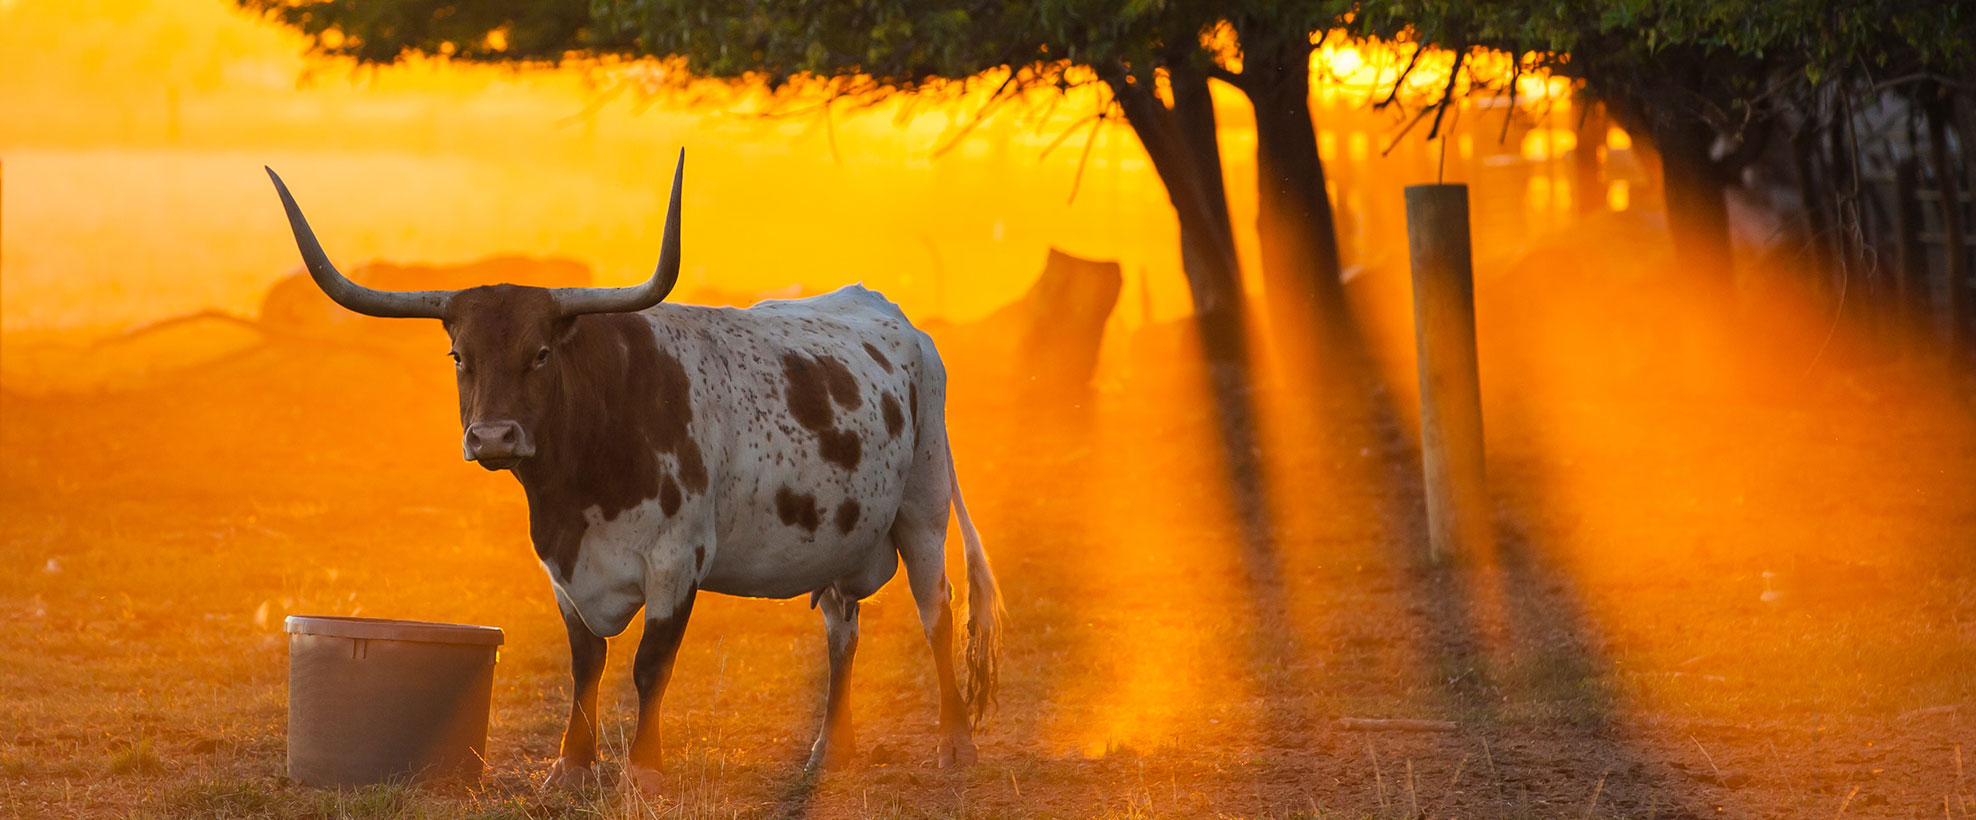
[[265, 167, 452, 319], [553, 149, 684, 317]]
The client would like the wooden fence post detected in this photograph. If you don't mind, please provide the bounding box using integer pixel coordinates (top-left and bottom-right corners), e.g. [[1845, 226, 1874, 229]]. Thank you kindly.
[[1404, 184, 1489, 561]]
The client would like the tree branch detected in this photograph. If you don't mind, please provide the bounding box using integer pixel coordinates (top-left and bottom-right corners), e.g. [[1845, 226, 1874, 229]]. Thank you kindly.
[[930, 69, 1023, 158], [1066, 110, 1109, 204], [1425, 49, 1467, 141], [1375, 43, 1429, 111]]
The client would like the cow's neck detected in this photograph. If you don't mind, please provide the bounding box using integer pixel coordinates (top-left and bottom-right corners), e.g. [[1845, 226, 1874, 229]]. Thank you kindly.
[[512, 313, 674, 574]]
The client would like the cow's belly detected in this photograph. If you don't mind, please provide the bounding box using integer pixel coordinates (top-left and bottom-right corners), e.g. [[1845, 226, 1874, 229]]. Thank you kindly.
[[699, 523, 899, 599], [700, 460, 909, 600], [700, 404, 918, 599]]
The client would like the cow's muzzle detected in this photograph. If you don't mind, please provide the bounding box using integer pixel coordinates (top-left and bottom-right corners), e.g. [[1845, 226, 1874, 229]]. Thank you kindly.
[[463, 420, 535, 470]]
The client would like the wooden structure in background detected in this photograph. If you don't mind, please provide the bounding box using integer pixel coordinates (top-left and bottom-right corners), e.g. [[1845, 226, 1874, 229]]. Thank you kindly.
[[958, 248, 1123, 398], [1861, 152, 1974, 350]]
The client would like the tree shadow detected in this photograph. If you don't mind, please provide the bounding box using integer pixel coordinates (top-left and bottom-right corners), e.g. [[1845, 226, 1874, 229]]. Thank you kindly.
[[1227, 297, 1722, 817]]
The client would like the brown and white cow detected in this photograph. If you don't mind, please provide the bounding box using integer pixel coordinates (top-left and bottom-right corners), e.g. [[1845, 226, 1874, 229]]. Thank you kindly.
[[265, 152, 1003, 790]]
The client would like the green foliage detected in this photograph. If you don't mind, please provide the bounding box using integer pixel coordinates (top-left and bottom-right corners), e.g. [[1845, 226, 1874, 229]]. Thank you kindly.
[[1365, 0, 1973, 102], [238, 0, 1362, 95]]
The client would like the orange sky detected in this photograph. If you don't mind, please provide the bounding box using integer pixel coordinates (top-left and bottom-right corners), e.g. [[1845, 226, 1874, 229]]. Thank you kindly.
[[0, 0, 1178, 333], [0, 0, 1614, 340]]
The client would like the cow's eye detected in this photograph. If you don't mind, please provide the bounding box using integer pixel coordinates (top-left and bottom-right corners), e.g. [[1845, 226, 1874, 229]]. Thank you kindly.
[[534, 347, 551, 367], [449, 351, 463, 369]]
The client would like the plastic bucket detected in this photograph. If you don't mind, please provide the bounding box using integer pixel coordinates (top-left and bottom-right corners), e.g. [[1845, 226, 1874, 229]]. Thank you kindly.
[[284, 615, 503, 787]]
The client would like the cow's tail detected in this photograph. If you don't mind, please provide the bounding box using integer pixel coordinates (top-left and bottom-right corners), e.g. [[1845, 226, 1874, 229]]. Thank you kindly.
[[948, 446, 1004, 727]]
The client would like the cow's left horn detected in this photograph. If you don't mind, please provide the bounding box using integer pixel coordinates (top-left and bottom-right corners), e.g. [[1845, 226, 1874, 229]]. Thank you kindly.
[[265, 167, 453, 319], [553, 149, 684, 317]]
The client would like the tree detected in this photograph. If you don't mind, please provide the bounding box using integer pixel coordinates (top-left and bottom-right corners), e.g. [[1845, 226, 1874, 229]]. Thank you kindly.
[[1374, 0, 1975, 295]]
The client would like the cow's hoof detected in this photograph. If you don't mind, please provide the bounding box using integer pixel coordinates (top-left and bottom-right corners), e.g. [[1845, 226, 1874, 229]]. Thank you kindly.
[[936, 738, 978, 769], [805, 740, 858, 772], [623, 763, 665, 797], [541, 758, 598, 791]]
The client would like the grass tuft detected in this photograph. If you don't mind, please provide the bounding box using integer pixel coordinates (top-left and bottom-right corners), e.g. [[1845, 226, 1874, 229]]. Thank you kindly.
[[155, 780, 284, 818], [314, 781, 416, 819], [109, 738, 166, 776]]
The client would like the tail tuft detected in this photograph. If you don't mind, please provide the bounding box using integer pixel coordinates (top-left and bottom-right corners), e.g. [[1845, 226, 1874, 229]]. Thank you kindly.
[[948, 451, 1004, 727]]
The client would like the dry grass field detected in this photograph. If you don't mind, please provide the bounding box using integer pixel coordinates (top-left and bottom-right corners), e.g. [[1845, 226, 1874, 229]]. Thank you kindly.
[[4, 243, 1974, 819]]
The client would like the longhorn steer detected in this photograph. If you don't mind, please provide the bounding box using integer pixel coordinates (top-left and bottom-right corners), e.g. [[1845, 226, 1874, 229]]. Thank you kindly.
[[264, 152, 1003, 790]]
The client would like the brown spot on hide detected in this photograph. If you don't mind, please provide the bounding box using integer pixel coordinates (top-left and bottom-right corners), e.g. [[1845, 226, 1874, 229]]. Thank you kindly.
[[776, 486, 821, 532], [817, 428, 862, 470], [818, 355, 862, 409], [781, 352, 865, 470], [834, 499, 861, 534], [881, 393, 904, 439], [782, 353, 836, 433], [863, 342, 892, 372], [658, 473, 683, 517]]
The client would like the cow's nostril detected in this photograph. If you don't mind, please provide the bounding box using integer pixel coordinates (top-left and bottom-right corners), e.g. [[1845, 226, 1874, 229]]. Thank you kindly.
[[499, 428, 516, 445]]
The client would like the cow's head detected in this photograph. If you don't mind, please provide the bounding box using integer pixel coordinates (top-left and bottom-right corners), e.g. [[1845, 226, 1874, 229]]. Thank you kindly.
[[265, 152, 684, 471]]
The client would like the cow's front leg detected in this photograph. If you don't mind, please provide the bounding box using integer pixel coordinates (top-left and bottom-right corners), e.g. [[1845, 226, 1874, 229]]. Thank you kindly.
[[624, 584, 697, 795], [543, 602, 608, 790], [806, 588, 861, 771]]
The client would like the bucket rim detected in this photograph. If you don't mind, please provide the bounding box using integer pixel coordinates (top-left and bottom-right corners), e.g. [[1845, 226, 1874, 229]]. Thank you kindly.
[[284, 615, 504, 647]]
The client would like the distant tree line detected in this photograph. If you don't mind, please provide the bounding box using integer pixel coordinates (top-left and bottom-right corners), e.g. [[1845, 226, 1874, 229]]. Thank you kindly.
[[243, 0, 1976, 364]]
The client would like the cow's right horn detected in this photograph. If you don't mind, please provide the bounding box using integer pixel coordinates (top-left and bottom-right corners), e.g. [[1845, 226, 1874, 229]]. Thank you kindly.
[[265, 167, 452, 319]]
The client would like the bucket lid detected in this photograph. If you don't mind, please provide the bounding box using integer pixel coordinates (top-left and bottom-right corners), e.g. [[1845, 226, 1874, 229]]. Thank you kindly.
[[284, 615, 504, 647]]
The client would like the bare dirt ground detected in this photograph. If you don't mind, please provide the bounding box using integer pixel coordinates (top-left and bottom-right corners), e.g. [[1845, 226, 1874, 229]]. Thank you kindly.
[[3, 261, 1974, 819]]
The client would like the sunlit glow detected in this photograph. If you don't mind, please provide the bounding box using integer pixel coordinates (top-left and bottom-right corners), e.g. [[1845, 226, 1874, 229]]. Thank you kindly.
[[1527, 174, 1552, 211], [1608, 179, 1631, 211], [1607, 126, 1633, 151], [1519, 128, 1578, 161], [1328, 46, 1364, 77]]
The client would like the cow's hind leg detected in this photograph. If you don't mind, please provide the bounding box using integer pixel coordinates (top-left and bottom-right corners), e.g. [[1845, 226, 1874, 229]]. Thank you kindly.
[[893, 507, 977, 768], [543, 601, 607, 790], [624, 585, 697, 795], [806, 587, 861, 771]]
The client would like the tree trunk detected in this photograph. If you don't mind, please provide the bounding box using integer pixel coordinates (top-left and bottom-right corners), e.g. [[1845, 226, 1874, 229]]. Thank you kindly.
[[1925, 95, 1969, 347], [1825, 112, 1867, 297], [1653, 116, 1734, 279], [1106, 68, 1248, 369], [1236, 32, 1347, 357], [1595, 51, 1740, 300], [1954, 84, 1976, 350], [1791, 122, 1835, 286]]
